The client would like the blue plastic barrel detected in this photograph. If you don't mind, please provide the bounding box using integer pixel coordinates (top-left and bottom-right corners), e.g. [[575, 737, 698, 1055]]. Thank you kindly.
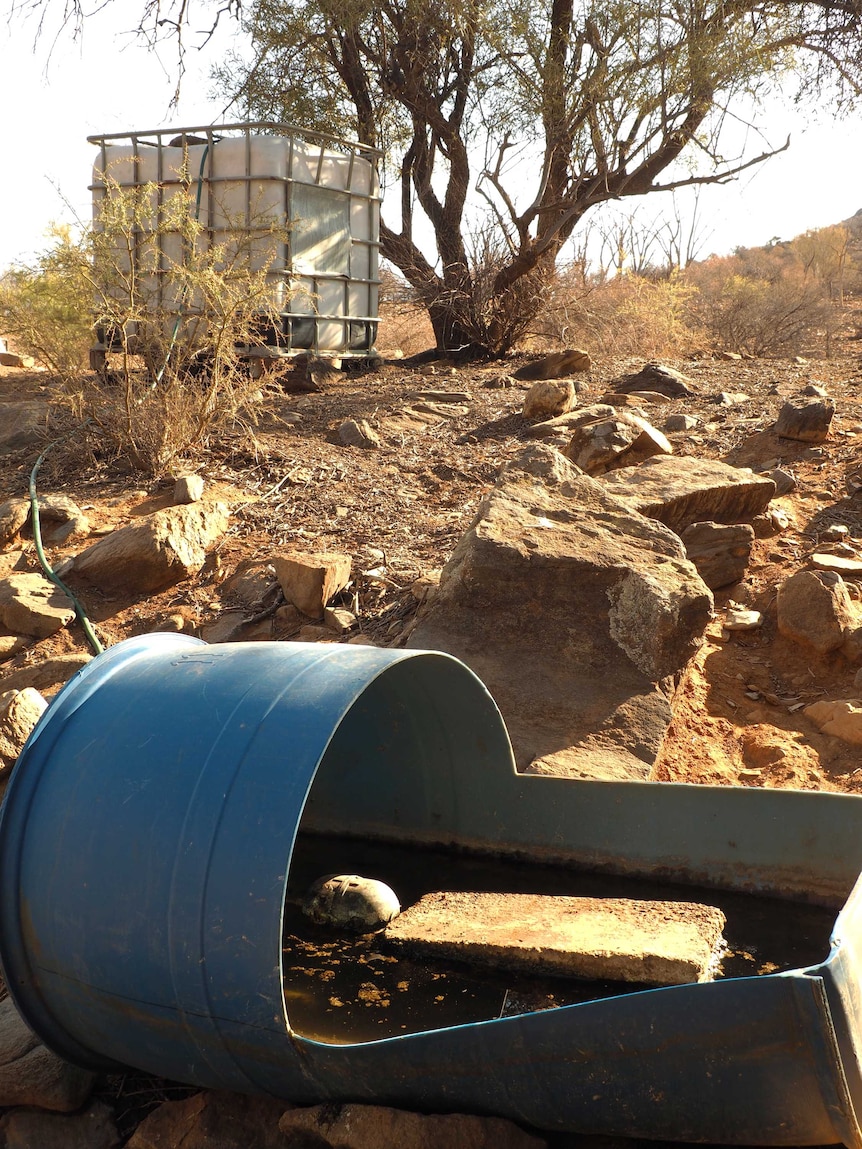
[[6, 633, 862, 1144], [0, 634, 514, 1092]]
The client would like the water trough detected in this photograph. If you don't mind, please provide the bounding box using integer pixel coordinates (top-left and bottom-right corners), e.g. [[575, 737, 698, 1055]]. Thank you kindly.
[[1, 633, 862, 1144]]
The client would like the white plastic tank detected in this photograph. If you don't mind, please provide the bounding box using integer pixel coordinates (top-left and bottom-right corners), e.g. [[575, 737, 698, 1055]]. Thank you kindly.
[[90, 123, 380, 358]]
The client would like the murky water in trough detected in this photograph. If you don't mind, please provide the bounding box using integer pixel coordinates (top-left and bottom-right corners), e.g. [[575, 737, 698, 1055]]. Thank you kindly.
[[283, 834, 836, 1043]]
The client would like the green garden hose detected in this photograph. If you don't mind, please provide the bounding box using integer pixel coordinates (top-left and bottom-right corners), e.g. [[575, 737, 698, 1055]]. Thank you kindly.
[[29, 424, 104, 657]]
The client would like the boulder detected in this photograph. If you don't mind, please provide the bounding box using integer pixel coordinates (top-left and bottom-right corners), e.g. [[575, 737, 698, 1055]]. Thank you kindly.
[[280, 1103, 546, 1149], [0, 996, 94, 1111], [338, 418, 381, 449], [0, 1102, 118, 1149], [71, 503, 230, 594], [513, 348, 591, 380], [563, 411, 671, 474], [611, 363, 695, 399], [775, 396, 834, 442], [273, 552, 352, 619], [777, 570, 857, 656], [600, 456, 776, 534], [522, 380, 577, 420], [408, 445, 712, 781], [680, 522, 754, 590], [127, 1091, 293, 1149], [0, 687, 47, 774], [0, 572, 75, 637], [0, 401, 47, 453], [0, 499, 30, 547]]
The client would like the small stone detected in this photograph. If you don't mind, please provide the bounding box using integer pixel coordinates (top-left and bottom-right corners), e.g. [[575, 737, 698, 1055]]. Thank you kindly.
[[716, 392, 750, 406], [725, 608, 763, 631], [854, 666, 862, 689], [803, 383, 829, 397], [160, 613, 188, 633], [72, 503, 230, 593], [0, 351, 36, 368], [601, 456, 775, 534], [820, 524, 850, 543], [0, 573, 75, 638], [612, 362, 695, 399], [514, 349, 591, 380], [303, 873, 400, 931], [664, 413, 698, 432], [0, 499, 30, 547], [525, 404, 616, 439], [0, 688, 47, 774], [811, 553, 862, 575], [760, 468, 795, 496], [273, 551, 352, 619], [0, 636, 26, 660], [324, 606, 357, 634], [483, 373, 518, 389], [274, 604, 303, 633], [522, 379, 577, 420], [172, 474, 205, 504], [411, 571, 442, 602], [338, 418, 381, 449]]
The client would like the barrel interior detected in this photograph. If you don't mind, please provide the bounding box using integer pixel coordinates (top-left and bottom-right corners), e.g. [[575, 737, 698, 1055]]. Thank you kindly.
[[285, 656, 837, 1043]]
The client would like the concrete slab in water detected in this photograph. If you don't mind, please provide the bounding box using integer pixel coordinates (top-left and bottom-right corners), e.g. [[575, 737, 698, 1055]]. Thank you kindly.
[[384, 892, 726, 985]]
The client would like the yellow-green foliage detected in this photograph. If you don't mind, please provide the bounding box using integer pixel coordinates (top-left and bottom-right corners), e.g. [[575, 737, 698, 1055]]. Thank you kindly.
[[0, 225, 93, 377], [1, 179, 290, 474]]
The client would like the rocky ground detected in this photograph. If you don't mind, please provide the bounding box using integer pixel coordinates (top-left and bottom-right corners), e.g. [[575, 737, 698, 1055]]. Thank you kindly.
[[2, 306, 862, 1145]]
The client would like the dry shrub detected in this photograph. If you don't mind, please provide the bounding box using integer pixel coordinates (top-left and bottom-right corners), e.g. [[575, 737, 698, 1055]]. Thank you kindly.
[[377, 302, 435, 357], [535, 267, 698, 358], [685, 250, 840, 356], [3, 179, 290, 474], [0, 226, 93, 376]]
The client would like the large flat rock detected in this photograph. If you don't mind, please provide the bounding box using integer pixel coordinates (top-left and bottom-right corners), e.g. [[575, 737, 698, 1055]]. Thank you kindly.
[[408, 445, 712, 780], [600, 456, 776, 534], [385, 891, 726, 985]]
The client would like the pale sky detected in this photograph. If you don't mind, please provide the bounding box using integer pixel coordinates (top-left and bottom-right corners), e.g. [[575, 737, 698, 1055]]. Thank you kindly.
[[1, 6, 861, 273]]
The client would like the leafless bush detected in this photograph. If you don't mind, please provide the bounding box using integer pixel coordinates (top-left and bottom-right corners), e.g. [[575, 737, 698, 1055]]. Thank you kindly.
[[534, 265, 699, 359], [3, 177, 291, 474], [686, 251, 840, 356]]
